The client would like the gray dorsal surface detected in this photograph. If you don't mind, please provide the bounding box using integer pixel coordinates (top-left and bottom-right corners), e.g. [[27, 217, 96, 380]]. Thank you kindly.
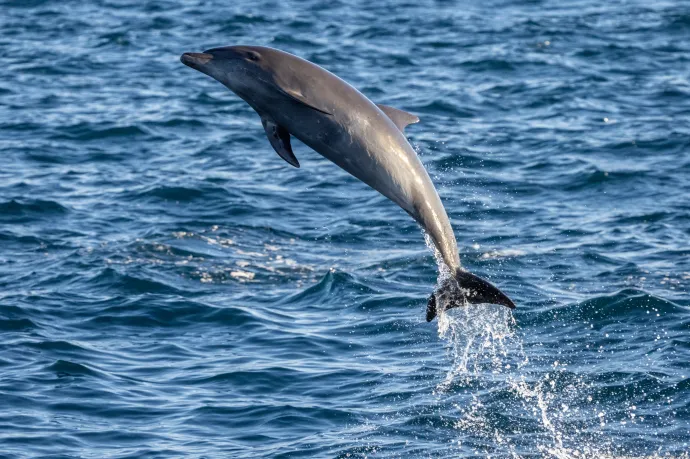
[[181, 46, 515, 317]]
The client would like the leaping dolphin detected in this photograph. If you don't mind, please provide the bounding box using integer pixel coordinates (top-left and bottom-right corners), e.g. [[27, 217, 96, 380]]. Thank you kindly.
[[181, 46, 515, 321]]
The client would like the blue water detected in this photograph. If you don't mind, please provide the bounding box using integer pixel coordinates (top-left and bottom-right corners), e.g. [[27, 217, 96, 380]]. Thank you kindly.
[[1, 0, 689, 457]]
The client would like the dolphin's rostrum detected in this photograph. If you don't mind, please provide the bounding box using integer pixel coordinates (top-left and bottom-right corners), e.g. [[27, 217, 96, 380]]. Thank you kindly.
[[181, 46, 515, 320]]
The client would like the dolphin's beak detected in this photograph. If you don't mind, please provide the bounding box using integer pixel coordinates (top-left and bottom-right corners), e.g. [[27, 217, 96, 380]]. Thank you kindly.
[[180, 52, 214, 69]]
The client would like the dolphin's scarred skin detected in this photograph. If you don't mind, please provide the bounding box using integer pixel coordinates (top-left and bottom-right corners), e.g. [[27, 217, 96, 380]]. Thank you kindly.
[[181, 46, 515, 320]]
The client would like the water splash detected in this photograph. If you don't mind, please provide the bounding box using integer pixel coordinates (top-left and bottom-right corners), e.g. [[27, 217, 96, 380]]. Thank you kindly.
[[431, 298, 678, 459], [423, 230, 522, 389], [422, 235, 674, 457], [436, 305, 519, 391], [433, 302, 620, 456], [423, 231, 452, 280], [433, 297, 688, 458]]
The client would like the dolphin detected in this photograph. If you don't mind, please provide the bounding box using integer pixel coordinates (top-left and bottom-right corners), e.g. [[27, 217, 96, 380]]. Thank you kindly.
[[181, 46, 515, 321]]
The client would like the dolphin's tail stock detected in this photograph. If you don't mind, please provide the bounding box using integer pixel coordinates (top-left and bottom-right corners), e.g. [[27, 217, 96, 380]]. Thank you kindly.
[[425, 269, 515, 322]]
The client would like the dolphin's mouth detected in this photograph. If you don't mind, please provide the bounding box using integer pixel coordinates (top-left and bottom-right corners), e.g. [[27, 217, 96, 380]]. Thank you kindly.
[[180, 52, 214, 68]]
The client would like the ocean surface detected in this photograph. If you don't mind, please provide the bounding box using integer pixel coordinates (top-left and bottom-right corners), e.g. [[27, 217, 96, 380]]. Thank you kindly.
[[1, 0, 689, 457]]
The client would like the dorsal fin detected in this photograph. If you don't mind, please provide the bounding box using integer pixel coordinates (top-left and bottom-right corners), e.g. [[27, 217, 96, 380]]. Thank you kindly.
[[376, 104, 420, 132], [261, 117, 299, 168]]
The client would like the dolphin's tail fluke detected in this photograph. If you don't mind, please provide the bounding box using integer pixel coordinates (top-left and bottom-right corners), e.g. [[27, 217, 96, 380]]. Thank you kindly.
[[426, 269, 515, 322]]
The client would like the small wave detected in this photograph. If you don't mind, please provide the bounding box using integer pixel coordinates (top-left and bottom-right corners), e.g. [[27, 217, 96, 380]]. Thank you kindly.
[[138, 185, 208, 202], [186, 366, 310, 389], [656, 87, 690, 99], [45, 360, 105, 379], [24, 151, 69, 164], [215, 12, 272, 31], [0, 317, 37, 331], [87, 267, 182, 295], [611, 211, 672, 225], [460, 58, 516, 72], [412, 100, 476, 118], [0, 199, 69, 224], [199, 306, 258, 327], [0, 199, 68, 216], [86, 296, 255, 329], [131, 183, 235, 203], [189, 403, 351, 430], [52, 123, 149, 141], [270, 34, 324, 49], [146, 118, 207, 129], [281, 269, 377, 306], [26, 339, 89, 354], [577, 288, 684, 320], [95, 31, 131, 48], [667, 13, 690, 31], [562, 167, 645, 191]]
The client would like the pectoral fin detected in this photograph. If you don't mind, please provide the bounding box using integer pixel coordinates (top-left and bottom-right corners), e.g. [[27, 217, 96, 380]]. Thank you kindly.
[[261, 117, 299, 168], [274, 84, 332, 115], [376, 104, 420, 132]]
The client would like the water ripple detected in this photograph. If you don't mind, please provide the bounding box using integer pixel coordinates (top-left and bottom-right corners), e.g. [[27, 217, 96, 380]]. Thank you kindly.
[[1, 0, 688, 457]]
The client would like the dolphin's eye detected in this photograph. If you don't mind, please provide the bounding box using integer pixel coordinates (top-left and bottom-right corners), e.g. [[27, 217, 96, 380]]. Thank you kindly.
[[246, 52, 260, 62]]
